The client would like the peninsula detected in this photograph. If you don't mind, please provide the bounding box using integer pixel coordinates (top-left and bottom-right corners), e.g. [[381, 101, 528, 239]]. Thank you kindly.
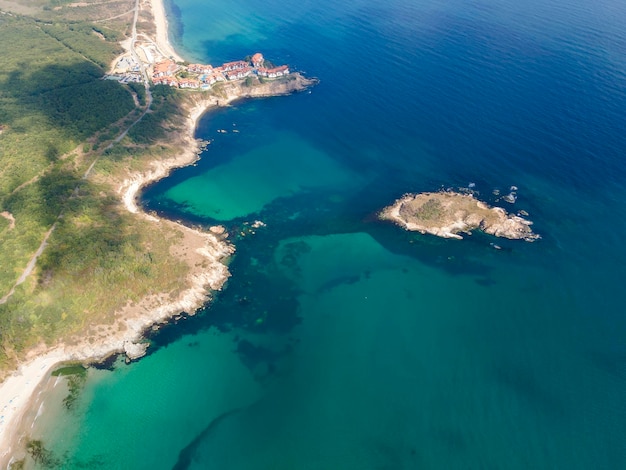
[[0, 0, 315, 465], [379, 191, 539, 241]]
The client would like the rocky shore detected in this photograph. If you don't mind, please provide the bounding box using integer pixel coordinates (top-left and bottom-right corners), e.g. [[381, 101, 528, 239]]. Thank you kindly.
[[0, 51, 316, 470], [214, 73, 317, 101], [379, 191, 539, 241]]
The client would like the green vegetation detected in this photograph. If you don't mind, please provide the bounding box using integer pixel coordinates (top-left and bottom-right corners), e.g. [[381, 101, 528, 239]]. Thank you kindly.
[[25, 439, 60, 468], [39, 21, 124, 68], [8, 459, 25, 470], [415, 198, 443, 221], [49, 0, 76, 7], [51, 364, 87, 376], [0, 172, 189, 352], [61, 367, 87, 409], [127, 81, 147, 106], [91, 24, 125, 43], [50, 364, 89, 410], [1, 17, 123, 188], [0, 15, 133, 308], [127, 85, 182, 144], [0, 10, 191, 371]]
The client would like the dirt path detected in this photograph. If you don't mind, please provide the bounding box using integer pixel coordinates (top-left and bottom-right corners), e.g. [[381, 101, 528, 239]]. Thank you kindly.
[[0, 0, 152, 305], [94, 8, 134, 23], [0, 211, 15, 230], [0, 224, 55, 305]]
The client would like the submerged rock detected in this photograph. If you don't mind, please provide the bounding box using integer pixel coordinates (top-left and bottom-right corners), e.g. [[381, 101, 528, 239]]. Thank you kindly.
[[379, 191, 539, 241]]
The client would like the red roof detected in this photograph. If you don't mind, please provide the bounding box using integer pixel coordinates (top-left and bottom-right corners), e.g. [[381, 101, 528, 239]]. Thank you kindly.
[[154, 60, 177, 74], [223, 60, 248, 69], [268, 65, 289, 73]]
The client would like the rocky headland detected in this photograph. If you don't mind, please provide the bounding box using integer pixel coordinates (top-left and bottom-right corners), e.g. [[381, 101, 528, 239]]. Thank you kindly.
[[0, 0, 320, 461], [214, 73, 317, 102], [379, 191, 539, 241]]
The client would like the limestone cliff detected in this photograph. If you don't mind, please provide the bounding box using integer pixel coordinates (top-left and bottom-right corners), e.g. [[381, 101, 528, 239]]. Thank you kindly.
[[215, 73, 317, 102]]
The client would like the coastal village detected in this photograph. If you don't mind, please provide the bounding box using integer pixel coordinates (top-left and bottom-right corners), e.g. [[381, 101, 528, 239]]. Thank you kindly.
[[153, 53, 290, 89], [109, 51, 291, 89], [0, 0, 314, 463]]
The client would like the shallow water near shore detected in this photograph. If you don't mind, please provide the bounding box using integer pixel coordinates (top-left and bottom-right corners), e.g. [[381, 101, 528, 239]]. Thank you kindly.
[[31, 0, 626, 468]]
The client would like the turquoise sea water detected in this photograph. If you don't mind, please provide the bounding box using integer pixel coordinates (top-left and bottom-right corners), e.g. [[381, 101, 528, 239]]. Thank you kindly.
[[33, 0, 626, 468]]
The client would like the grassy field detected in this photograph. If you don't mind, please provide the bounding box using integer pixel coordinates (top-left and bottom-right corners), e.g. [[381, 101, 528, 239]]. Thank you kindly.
[[0, 13, 133, 295], [0, 4, 199, 371]]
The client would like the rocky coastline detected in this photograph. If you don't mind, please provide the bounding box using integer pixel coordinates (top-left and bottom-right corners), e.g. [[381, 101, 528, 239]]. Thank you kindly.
[[0, 36, 316, 470], [379, 191, 540, 241]]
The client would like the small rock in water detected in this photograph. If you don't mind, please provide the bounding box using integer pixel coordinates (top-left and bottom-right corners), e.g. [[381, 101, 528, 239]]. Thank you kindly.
[[519, 210, 529, 216], [502, 193, 517, 203], [468, 182, 476, 188], [251, 220, 266, 228], [493, 189, 500, 196], [510, 185, 518, 191]]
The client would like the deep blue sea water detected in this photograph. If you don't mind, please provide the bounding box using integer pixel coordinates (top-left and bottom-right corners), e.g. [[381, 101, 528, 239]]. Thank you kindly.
[[33, 0, 626, 468]]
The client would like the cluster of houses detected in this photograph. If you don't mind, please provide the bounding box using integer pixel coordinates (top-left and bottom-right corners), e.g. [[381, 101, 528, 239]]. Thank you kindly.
[[151, 52, 291, 89]]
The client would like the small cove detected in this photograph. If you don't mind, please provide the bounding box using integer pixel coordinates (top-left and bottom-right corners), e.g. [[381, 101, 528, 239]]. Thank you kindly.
[[30, 0, 626, 467]]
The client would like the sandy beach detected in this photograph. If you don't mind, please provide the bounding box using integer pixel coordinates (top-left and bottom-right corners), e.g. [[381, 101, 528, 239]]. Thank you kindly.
[[0, 94, 234, 465], [151, 0, 184, 62], [0, 0, 316, 462], [0, 10, 221, 459], [0, 349, 67, 466], [0, 0, 186, 462], [0, 83, 312, 470]]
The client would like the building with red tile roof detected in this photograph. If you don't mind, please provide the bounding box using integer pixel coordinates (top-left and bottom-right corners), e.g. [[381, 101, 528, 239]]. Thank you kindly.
[[179, 78, 200, 89], [222, 60, 248, 71], [257, 65, 290, 78], [251, 53, 264, 68], [226, 67, 252, 80], [188, 64, 213, 74], [152, 76, 178, 87], [153, 59, 179, 78]]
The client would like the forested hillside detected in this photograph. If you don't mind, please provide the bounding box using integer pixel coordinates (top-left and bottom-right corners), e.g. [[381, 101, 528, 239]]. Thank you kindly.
[[0, 5, 190, 370]]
